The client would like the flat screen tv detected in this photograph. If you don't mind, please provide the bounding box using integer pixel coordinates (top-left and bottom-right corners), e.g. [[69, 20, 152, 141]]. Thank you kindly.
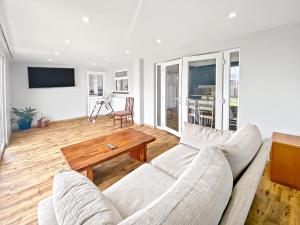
[[28, 67, 75, 88]]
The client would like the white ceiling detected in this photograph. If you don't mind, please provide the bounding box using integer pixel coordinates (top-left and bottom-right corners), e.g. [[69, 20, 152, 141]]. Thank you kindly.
[[1, 0, 300, 69]]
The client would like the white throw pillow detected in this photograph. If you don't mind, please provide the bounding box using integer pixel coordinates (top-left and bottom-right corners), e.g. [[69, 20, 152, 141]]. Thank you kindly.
[[180, 123, 233, 150], [217, 124, 262, 180], [53, 170, 122, 225]]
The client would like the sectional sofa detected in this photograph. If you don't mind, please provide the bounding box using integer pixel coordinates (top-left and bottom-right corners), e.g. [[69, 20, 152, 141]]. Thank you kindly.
[[38, 123, 271, 225]]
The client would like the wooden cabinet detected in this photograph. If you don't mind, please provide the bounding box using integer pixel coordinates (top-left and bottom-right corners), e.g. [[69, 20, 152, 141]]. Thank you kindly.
[[270, 132, 300, 190]]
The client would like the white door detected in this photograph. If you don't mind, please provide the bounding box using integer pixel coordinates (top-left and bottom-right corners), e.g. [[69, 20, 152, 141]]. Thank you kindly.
[[159, 59, 182, 136], [182, 53, 224, 129]]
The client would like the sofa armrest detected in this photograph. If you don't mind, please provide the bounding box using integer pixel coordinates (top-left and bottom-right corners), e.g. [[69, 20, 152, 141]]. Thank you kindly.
[[180, 123, 233, 150], [37, 196, 58, 225]]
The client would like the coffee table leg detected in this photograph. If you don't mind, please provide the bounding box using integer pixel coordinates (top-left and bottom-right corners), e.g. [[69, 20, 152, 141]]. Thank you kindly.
[[84, 167, 94, 182], [129, 144, 147, 162]]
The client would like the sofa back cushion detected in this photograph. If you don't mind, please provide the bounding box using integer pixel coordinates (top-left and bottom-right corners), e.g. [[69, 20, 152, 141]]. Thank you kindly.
[[53, 170, 122, 225], [218, 124, 263, 180], [119, 146, 233, 225], [180, 123, 233, 150]]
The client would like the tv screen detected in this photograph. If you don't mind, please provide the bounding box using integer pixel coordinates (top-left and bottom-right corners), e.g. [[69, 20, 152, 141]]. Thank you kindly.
[[28, 67, 75, 88]]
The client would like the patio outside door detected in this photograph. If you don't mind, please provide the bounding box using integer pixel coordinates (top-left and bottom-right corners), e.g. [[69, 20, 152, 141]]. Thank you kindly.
[[160, 59, 182, 136], [182, 53, 223, 129]]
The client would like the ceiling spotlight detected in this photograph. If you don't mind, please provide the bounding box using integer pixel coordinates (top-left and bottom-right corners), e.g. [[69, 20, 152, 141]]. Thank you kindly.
[[229, 12, 237, 19], [125, 50, 130, 55], [48, 58, 52, 62], [54, 51, 59, 55], [82, 16, 91, 23], [65, 39, 70, 44], [156, 39, 162, 44], [104, 58, 109, 61]]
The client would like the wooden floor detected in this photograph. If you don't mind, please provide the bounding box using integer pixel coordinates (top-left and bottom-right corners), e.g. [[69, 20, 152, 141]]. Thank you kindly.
[[0, 117, 299, 225]]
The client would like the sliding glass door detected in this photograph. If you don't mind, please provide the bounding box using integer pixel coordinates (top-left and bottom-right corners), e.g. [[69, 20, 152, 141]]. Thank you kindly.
[[155, 49, 240, 135], [157, 59, 182, 136], [182, 53, 223, 129]]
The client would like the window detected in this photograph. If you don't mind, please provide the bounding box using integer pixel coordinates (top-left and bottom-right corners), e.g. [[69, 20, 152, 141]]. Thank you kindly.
[[114, 71, 128, 93]]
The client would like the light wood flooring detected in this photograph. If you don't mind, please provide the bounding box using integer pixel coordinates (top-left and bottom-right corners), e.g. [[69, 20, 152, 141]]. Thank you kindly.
[[0, 117, 299, 225]]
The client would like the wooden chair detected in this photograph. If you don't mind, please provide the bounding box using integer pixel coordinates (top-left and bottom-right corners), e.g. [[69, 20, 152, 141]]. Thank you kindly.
[[113, 97, 134, 128], [198, 99, 214, 128]]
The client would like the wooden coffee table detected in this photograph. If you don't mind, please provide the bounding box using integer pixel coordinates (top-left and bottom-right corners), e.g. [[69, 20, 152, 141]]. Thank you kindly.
[[60, 128, 155, 181]]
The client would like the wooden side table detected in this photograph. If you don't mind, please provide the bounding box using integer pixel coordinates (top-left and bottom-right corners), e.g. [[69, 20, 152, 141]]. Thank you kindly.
[[270, 132, 300, 190]]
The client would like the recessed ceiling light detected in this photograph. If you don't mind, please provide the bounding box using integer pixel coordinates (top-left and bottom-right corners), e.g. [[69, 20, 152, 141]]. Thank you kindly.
[[91, 62, 96, 66], [156, 39, 162, 44], [229, 12, 237, 19], [104, 58, 109, 61], [125, 50, 130, 54], [65, 39, 70, 44], [54, 51, 59, 55], [48, 58, 52, 62], [82, 16, 91, 23]]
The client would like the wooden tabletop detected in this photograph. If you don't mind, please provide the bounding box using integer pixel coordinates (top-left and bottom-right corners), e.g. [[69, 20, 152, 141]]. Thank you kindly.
[[61, 128, 155, 171], [272, 132, 300, 147]]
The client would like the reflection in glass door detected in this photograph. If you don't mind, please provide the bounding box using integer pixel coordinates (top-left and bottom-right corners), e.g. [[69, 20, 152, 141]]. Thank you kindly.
[[182, 53, 223, 129], [165, 64, 180, 131], [160, 59, 182, 136]]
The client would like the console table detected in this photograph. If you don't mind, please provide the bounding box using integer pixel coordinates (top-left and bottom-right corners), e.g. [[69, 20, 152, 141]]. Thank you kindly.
[[270, 132, 300, 190]]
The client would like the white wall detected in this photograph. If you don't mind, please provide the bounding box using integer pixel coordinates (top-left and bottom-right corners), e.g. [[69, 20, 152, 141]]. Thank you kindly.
[[144, 23, 300, 137], [9, 62, 107, 126]]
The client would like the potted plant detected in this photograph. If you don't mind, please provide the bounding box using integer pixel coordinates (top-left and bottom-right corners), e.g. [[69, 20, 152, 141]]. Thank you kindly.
[[11, 107, 37, 130]]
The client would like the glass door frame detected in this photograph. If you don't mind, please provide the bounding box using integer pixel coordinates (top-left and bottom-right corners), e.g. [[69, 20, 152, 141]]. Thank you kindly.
[[0, 54, 6, 159], [223, 48, 240, 130], [182, 52, 224, 129], [156, 59, 182, 137]]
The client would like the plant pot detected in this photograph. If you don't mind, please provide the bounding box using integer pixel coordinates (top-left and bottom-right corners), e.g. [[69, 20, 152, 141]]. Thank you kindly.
[[18, 119, 32, 130]]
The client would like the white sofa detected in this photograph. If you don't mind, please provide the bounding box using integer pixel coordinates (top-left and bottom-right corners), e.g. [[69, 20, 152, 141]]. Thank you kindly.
[[38, 123, 271, 225]]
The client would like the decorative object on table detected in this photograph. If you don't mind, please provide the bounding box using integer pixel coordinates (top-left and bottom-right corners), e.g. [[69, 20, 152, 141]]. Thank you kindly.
[[37, 114, 50, 128], [11, 107, 37, 130], [112, 97, 134, 128], [106, 143, 117, 150]]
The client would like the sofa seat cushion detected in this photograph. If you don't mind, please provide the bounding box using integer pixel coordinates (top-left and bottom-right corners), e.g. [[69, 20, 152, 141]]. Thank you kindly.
[[37, 196, 58, 225], [180, 123, 233, 150], [218, 124, 263, 180], [119, 146, 233, 225], [53, 170, 122, 225], [103, 164, 176, 218], [150, 144, 199, 178]]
